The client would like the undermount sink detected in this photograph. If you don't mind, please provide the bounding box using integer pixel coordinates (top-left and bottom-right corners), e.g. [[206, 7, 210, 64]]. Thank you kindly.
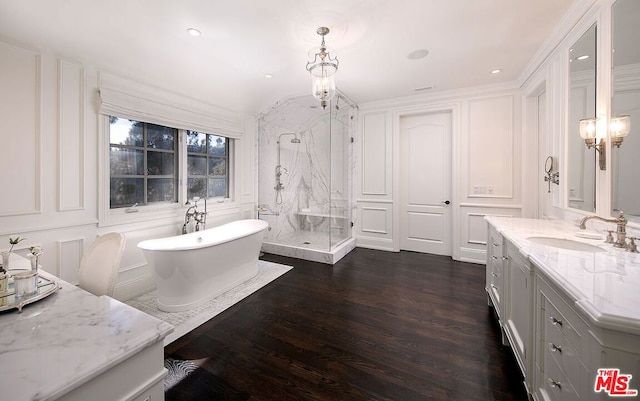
[[526, 236, 606, 253]]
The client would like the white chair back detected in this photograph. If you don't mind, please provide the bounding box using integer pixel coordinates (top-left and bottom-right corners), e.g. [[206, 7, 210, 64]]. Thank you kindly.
[[78, 232, 125, 297]]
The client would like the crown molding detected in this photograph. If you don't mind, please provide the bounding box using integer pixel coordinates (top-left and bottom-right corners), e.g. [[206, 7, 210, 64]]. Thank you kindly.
[[358, 80, 519, 111], [518, 0, 601, 89]]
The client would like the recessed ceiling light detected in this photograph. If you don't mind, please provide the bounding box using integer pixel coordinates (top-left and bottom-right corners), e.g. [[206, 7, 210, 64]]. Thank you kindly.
[[407, 49, 430, 60], [490, 69, 502, 74], [264, 74, 273, 79], [577, 54, 590, 61], [186, 28, 201, 37]]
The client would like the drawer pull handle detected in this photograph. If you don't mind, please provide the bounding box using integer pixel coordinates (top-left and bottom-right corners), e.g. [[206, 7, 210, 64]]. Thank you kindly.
[[492, 243, 499, 247], [492, 256, 498, 260], [549, 343, 562, 353], [548, 378, 562, 390], [492, 272, 499, 277], [502, 256, 508, 261], [549, 316, 563, 327]]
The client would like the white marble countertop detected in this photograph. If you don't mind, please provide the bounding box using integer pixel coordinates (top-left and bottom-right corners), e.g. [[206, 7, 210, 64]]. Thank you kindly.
[[0, 266, 173, 401], [486, 216, 640, 335]]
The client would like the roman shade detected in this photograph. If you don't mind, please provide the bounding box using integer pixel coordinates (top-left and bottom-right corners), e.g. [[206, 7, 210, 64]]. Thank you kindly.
[[97, 73, 245, 139]]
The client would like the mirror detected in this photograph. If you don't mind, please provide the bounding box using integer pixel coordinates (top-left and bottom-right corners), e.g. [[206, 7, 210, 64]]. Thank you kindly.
[[611, 0, 640, 220], [544, 156, 553, 174], [544, 156, 560, 193], [567, 24, 597, 212]]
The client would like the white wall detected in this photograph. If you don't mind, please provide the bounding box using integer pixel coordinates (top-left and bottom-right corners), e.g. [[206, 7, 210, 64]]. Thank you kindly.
[[0, 40, 256, 300], [356, 87, 523, 263], [352, 0, 630, 264]]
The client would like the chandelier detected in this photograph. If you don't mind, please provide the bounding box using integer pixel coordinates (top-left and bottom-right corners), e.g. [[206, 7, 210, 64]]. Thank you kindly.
[[306, 27, 339, 109]]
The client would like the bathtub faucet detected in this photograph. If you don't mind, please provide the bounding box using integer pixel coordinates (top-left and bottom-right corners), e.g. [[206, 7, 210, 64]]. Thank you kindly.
[[194, 197, 207, 231], [182, 197, 207, 234], [182, 205, 196, 234]]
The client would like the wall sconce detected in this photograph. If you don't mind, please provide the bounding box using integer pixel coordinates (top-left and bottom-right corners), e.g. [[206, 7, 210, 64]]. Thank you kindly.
[[579, 117, 605, 170], [610, 115, 630, 147], [579, 115, 631, 170]]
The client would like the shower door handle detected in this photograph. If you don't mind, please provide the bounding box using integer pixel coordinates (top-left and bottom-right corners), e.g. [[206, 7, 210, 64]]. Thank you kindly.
[[441, 200, 450, 205]]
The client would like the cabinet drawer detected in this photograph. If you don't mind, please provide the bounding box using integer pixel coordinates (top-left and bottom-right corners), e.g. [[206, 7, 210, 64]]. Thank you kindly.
[[486, 226, 505, 316], [489, 227, 502, 251], [544, 313, 587, 398], [543, 347, 580, 401], [538, 276, 588, 356]]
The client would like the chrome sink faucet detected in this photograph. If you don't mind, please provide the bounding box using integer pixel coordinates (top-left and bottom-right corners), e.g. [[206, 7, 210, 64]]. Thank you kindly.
[[579, 211, 628, 248]]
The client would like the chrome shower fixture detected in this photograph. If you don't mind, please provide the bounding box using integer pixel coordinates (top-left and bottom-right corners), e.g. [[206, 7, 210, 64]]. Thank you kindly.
[[275, 133, 301, 204], [277, 132, 300, 144]]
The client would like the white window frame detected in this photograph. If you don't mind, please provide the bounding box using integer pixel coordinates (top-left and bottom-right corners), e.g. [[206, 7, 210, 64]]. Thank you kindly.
[[96, 73, 244, 227]]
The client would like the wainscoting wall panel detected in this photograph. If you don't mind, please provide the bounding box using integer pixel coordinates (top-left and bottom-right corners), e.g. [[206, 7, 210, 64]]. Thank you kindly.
[[361, 206, 389, 234], [356, 201, 394, 251], [361, 112, 390, 196], [58, 59, 85, 212], [0, 42, 41, 216], [458, 205, 521, 263], [57, 237, 84, 284], [466, 95, 515, 199]]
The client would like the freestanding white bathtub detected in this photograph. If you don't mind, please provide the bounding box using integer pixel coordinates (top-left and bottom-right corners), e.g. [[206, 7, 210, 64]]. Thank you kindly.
[[137, 219, 269, 312]]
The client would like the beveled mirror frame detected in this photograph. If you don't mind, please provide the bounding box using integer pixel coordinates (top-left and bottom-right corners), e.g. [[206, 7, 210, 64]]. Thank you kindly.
[[610, 0, 640, 222], [566, 23, 598, 213]]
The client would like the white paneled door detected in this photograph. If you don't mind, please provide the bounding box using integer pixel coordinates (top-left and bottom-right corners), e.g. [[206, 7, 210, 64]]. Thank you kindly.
[[400, 112, 452, 255]]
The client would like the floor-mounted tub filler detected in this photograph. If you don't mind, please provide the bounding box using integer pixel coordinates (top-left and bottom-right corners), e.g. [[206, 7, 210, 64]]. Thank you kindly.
[[138, 219, 269, 312]]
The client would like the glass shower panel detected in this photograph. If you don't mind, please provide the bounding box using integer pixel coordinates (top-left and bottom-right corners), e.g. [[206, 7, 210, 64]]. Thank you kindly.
[[329, 100, 355, 249], [257, 93, 355, 255], [295, 101, 331, 251]]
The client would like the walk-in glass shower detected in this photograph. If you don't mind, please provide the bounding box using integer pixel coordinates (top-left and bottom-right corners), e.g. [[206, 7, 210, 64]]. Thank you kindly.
[[257, 93, 356, 263]]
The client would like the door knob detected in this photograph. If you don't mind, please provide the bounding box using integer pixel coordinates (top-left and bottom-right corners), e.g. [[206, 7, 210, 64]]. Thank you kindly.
[[442, 200, 450, 205]]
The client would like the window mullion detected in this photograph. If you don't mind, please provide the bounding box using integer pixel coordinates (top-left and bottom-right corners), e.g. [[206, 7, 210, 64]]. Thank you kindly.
[[143, 123, 149, 205]]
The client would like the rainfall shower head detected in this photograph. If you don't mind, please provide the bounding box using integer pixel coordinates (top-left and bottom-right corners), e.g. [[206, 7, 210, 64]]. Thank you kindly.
[[277, 132, 301, 144]]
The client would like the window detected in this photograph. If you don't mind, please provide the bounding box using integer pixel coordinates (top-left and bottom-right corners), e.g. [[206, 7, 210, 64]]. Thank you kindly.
[[109, 117, 178, 208], [108, 117, 232, 210], [186, 131, 229, 199]]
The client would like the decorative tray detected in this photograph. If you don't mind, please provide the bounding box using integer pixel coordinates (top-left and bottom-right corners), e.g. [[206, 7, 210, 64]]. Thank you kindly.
[[0, 272, 60, 313]]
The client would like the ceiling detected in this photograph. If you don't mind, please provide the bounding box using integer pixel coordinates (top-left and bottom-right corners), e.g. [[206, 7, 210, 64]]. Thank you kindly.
[[0, 0, 575, 115]]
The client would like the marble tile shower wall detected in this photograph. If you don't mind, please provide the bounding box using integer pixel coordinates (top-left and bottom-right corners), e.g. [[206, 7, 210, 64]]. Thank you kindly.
[[257, 95, 354, 247]]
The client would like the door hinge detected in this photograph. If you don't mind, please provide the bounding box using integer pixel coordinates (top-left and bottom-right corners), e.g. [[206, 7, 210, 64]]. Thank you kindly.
[[350, 221, 354, 227]]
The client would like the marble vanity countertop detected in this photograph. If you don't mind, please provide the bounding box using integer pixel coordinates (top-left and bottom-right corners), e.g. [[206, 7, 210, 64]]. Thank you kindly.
[[0, 271, 173, 401], [486, 216, 640, 335]]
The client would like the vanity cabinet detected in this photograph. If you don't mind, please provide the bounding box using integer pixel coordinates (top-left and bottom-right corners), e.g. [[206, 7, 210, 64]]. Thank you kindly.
[[485, 217, 640, 401], [504, 241, 534, 392], [535, 272, 590, 401], [486, 226, 505, 319], [533, 271, 640, 401]]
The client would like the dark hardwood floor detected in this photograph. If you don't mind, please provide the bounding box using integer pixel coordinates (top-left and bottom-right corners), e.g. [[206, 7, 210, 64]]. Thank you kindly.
[[164, 248, 528, 401]]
